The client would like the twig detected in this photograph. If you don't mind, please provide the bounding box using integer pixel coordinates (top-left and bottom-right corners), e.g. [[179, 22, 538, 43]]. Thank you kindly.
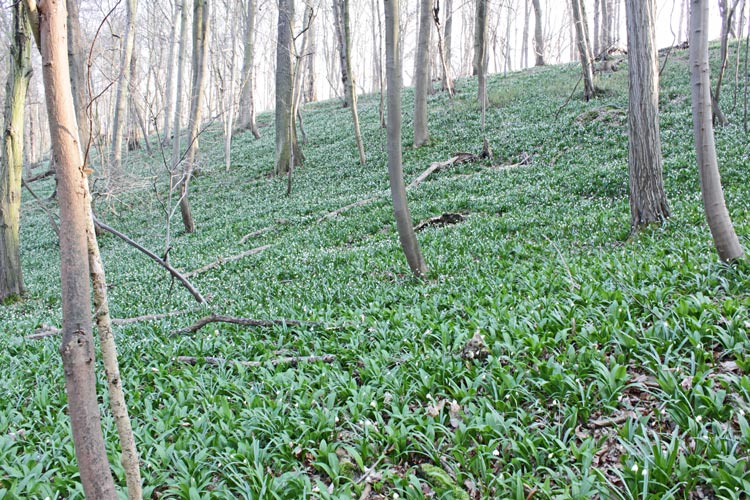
[[26, 324, 61, 340], [175, 314, 315, 334], [176, 354, 336, 368], [112, 309, 197, 326], [93, 216, 206, 303], [555, 74, 583, 120], [542, 234, 579, 291], [21, 178, 60, 238], [183, 245, 272, 278], [239, 226, 274, 244], [587, 411, 634, 429], [23, 168, 54, 183], [316, 195, 383, 223]]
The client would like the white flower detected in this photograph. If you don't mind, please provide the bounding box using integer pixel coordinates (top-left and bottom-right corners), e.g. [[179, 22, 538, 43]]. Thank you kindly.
[[492, 449, 500, 456], [631, 463, 639, 473]]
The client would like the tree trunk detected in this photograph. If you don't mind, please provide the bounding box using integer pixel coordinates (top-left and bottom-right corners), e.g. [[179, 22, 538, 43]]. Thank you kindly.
[[170, 0, 189, 228], [0, 1, 32, 302], [66, 0, 89, 151], [594, 0, 600, 58], [340, 0, 366, 164], [531, 0, 545, 65], [690, 0, 744, 262], [304, 4, 317, 103], [179, 0, 210, 234], [433, 0, 455, 96], [714, 0, 741, 126], [600, 0, 610, 57], [476, 0, 488, 106], [472, 0, 484, 75], [275, 0, 295, 175], [236, 0, 261, 138], [414, 0, 432, 148], [445, 0, 453, 72], [570, 0, 595, 100], [27, 0, 119, 496], [162, 0, 179, 144], [222, 0, 239, 170], [384, 0, 429, 278], [110, 0, 138, 174], [521, 0, 530, 68], [332, 0, 352, 109], [626, 0, 670, 231]]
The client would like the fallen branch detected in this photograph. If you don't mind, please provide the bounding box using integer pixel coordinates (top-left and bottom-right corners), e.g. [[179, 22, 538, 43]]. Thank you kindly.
[[176, 353, 336, 368], [23, 168, 55, 183], [175, 313, 315, 334], [586, 411, 635, 429], [414, 212, 465, 232], [93, 216, 206, 303], [26, 324, 61, 340], [183, 244, 272, 278], [239, 226, 274, 244], [407, 152, 477, 190], [112, 309, 197, 326], [316, 195, 384, 223]]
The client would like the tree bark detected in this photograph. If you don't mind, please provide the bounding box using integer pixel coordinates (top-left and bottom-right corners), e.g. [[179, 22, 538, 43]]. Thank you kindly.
[[275, 0, 295, 175], [162, 0, 179, 144], [600, 0, 610, 57], [445, 0, 453, 72], [332, 0, 351, 109], [714, 0, 741, 126], [570, 0, 595, 100], [0, 1, 32, 302], [179, 0, 210, 234], [340, 0, 366, 164], [690, 0, 744, 262], [625, 0, 670, 231], [384, 0, 429, 278], [414, 0, 432, 148], [521, 0, 530, 68], [433, 0, 455, 96], [236, 0, 261, 138], [594, 0, 600, 58], [66, 0, 89, 151], [304, 2, 317, 103], [476, 0, 488, 106], [531, 0, 545, 65], [110, 0, 138, 174], [26, 0, 119, 496]]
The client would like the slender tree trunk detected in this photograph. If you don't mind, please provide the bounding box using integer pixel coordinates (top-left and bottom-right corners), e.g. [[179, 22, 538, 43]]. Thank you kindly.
[[433, 0, 455, 96], [374, 0, 386, 128], [236, 0, 261, 138], [162, 0, 179, 144], [626, 0, 670, 230], [171, 0, 189, 214], [600, 0, 610, 57], [476, 0, 488, 106], [179, 0, 210, 233], [571, 0, 595, 100], [714, 0, 741, 126], [594, 0, 600, 57], [0, 1, 32, 302], [521, 0, 530, 68], [222, 1, 239, 170], [275, 0, 295, 175], [26, 0, 119, 496], [531, 0, 545, 65], [66, 0, 89, 151], [110, 0, 138, 174], [332, 0, 352, 109], [690, 0, 744, 262], [384, 0, 428, 278], [445, 0, 453, 72], [304, 3, 317, 103], [340, 0, 366, 164], [414, 0, 432, 148]]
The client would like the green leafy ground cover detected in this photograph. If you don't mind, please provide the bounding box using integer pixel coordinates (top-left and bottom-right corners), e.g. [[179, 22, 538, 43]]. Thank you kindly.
[[1, 44, 750, 499]]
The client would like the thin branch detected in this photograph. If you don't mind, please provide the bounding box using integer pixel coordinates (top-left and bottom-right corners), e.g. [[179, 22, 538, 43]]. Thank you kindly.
[[21, 178, 60, 238], [183, 244, 272, 279], [93, 216, 206, 303], [175, 314, 315, 334], [176, 353, 336, 368], [21, 0, 39, 48]]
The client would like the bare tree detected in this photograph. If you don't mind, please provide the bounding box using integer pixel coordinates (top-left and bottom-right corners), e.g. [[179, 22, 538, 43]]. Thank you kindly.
[[23, 0, 119, 495], [179, 0, 210, 233], [110, 0, 139, 174], [531, 0, 545, 65], [626, 0, 670, 231], [66, 0, 89, 149], [384, 0, 429, 278], [714, 0, 742, 125], [275, 0, 298, 175], [570, 0, 595, 100], [236, 0, 261, 137], [690, 0, 744, 262], [0, 0, 32, 302], [433, 0, 454, 96], [162, 0, 179, 144], [414, 0, 432, 148], [476, 0, 488, 106]]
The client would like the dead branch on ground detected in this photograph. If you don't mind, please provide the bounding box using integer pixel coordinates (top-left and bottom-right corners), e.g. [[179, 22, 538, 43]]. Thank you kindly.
[[175, 313, 315, 334], [183, 244, 272, 278], [176, 353, 336, 368]]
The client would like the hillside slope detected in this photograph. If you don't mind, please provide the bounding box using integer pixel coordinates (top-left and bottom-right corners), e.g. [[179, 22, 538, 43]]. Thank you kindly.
[[1, 45, 749, 499]]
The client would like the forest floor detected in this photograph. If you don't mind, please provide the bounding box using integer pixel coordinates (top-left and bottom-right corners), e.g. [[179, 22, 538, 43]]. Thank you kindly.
[[2, 43, 750, 499]]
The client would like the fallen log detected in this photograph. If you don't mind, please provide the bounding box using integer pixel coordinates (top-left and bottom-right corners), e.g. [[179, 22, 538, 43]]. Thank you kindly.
[[407, 152, 478, 190], [177, 354, 336, 368], [23, 168, 55, 184], [175, 313, 315, 334]]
